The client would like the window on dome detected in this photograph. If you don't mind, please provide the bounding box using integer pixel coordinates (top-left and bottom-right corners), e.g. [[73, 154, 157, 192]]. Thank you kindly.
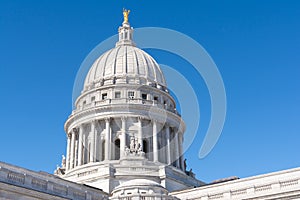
[[128, 91, 134, 99], [83, 101, 86, 105], [102, 93, 107, 100], [91, 96, 95, 102], [115, 92, 121, 99], [154, 96, 159, 102], [142, 93, 147, 100]]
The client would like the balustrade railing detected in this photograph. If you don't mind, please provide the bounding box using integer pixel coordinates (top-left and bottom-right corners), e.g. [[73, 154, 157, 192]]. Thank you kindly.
[[74, 98, 181, 116], [0, 162, 108, 200]]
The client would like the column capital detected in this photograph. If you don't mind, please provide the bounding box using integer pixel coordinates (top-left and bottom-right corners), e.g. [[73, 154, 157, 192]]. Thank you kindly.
[[104, 117, 110, 123], [91, 119, 98, 124], [121, 116, 127, 122], [72, 127, 79, 134], [67, 132, 72, 138], [79, 123, 84, 129], [138, 116, 146, 121], [151, 119, 158, 124]]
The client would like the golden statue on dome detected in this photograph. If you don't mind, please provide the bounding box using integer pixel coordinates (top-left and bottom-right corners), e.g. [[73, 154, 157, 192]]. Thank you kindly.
[[123, 8, 130, 23]]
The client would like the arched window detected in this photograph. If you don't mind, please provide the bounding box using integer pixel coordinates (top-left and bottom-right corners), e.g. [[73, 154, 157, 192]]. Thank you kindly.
[[101, 141, 105, 161], [114, 139, 120, 160]]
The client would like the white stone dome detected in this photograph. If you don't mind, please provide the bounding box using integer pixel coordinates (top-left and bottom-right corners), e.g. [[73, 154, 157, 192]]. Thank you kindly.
[[84, 45, 166, 89], [82, 20, 169, 93]]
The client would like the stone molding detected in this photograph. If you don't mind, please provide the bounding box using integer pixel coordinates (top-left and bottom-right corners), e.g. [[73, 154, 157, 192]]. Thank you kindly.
[[171, 167, 300, 200], [0, 162, 108, 200]]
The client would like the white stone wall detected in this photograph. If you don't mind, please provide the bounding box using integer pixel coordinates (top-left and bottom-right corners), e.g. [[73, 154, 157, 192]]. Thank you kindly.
[[0, 162, 108, 200], [171, 167, 300, 200]]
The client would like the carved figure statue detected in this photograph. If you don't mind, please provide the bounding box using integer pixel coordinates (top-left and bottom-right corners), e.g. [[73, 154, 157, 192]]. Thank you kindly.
[[61, 155, 66, 168], [130, 137, 135, 152], [135, 142, 140, 152], [123, 8, 130, 23], [125, 146, 130, 155], [184, 159, 187, 171], [124, 136, 145, 157]]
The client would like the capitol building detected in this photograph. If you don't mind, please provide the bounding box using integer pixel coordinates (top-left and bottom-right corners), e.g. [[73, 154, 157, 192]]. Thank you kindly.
[[0, 10, 300, 200]]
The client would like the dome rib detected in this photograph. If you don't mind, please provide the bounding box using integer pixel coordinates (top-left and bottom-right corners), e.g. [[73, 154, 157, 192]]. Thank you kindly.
[[140, 50, 149, 79], [125, 46, 128, 74], [113, 46, 121, 75], [133, 48, 139, 75]]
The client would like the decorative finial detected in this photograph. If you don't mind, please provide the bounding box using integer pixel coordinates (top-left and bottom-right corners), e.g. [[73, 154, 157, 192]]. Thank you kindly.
[[123, 8, 130, 23]]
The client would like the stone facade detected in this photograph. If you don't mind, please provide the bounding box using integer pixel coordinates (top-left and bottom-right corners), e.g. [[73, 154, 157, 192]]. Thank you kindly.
[[0, 11, 299, 200], [171, 167, 300, 200], [0, 161, 108, 200]]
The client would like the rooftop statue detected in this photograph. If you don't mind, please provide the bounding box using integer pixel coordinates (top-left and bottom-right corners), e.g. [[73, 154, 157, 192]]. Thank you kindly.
[[123, 8, 130, 23]]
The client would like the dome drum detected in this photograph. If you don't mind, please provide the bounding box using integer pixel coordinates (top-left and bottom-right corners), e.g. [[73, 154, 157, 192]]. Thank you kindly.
[[74, 84, 177, 119]]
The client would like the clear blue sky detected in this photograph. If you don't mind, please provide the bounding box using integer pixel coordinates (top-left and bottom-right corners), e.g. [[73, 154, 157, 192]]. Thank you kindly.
[[0, 0, 299, 183]]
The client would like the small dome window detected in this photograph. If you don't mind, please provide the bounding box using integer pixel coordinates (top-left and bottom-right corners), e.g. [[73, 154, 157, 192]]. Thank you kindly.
[[115, 92, 121, 99], [128, 91, 135, 99], [102, 93, 108, 100], [142, 93, 147, 100]]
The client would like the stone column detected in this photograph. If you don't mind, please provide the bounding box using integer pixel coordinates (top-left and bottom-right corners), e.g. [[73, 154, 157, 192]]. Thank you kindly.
[[66, 133, 71, 170], [83, 134, 86, 164], [179, 132, 184, 170], [90, 121, 96, 162], [174, 130, 180, 168], [94, 121, 98, 162], [74, 133, 78, 167], [78, 125, 83, 166], [105, 118, 110, 160], [165, 125, 171, 165], [138, 117, 143, 150], [70, 129, 76, 169], [153, 120, 158, 162], [120, 117, 126, 158]]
